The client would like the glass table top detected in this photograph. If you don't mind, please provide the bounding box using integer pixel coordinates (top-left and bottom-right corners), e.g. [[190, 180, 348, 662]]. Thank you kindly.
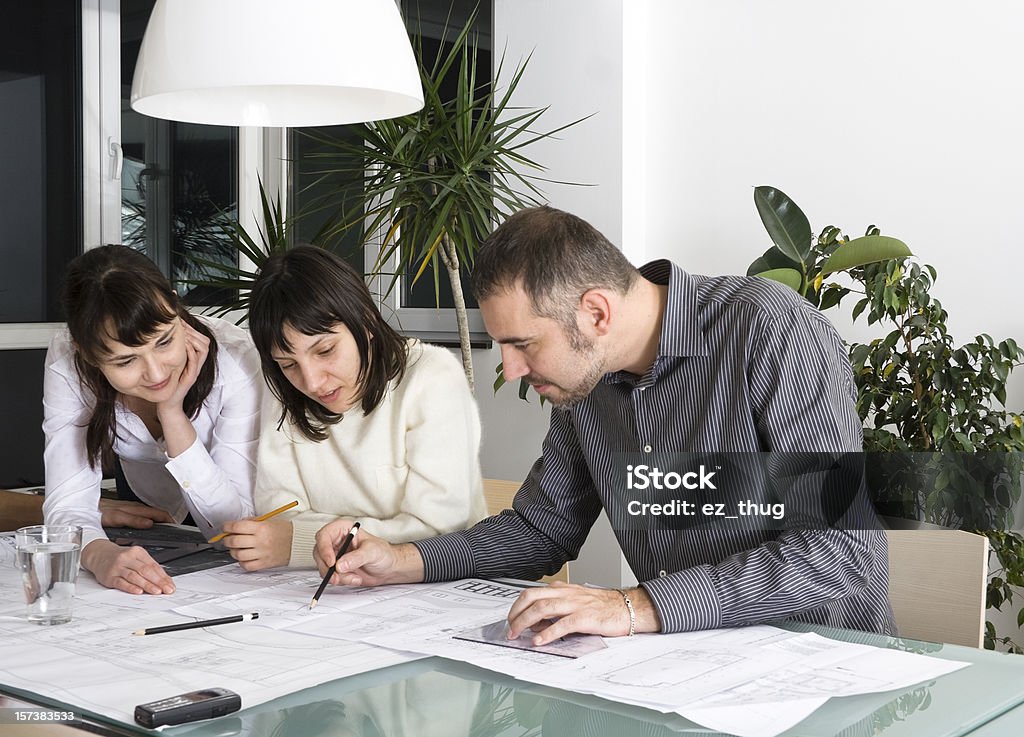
[[5, 624, 1023, 737]]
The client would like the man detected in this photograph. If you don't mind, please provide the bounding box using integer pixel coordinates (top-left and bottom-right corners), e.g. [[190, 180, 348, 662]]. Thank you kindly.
[[314, 206, 895, 645]]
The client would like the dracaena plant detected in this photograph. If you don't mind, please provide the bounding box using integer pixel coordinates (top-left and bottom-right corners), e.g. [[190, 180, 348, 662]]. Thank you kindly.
[[748, 186, 1024, 652], [185, 8, 585, 394], [300, 8, 586, 391]]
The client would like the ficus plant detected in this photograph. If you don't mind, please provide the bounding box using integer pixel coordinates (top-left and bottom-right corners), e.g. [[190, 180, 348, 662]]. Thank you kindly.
[[748, 186, 1024, 651], [747, 185, 911, 306], [846, 257, 1024, 651]]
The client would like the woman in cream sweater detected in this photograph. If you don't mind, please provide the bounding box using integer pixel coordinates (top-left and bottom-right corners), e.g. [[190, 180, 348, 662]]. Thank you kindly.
[[220, 246, 486, 569]]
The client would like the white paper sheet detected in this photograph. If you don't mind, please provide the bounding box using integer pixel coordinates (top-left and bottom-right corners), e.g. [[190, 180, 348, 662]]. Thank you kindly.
[[0, 561, 971, 737], [0, 565, 422, 725], [275, 578, 971, 737]]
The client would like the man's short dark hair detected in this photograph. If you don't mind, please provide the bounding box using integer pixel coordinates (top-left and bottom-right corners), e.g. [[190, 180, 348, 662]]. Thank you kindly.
[[472, 206, 638, 321]]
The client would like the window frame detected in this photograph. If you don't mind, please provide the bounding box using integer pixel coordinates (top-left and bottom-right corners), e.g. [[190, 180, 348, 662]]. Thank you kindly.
[[0, 1, 489, 354]]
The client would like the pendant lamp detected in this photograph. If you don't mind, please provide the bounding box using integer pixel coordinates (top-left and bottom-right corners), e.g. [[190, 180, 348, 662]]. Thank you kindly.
[[130, 0, 424, 126]]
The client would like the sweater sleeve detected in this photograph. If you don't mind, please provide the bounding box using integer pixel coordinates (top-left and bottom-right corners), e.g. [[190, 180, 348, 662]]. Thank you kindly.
[[252, 395, 342, 568], [356, 346, 485, 544]]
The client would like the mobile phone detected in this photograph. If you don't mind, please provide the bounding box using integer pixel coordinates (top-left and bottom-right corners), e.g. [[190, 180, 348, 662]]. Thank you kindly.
[[134, 687, 241, 728]]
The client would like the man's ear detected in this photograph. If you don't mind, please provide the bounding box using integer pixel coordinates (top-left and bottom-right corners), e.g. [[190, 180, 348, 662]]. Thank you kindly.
[[578, 289, 613, 336]]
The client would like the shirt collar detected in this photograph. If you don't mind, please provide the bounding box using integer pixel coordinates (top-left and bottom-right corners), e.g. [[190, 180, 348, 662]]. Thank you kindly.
[[638, 259, 708, 359], [601, 260, 707, 387]]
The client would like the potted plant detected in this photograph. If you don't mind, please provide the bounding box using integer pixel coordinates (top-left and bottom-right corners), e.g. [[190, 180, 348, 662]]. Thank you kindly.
[[747, 186, 1024, 651]]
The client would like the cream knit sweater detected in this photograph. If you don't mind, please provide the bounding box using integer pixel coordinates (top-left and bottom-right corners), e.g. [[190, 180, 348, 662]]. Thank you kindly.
[[253, 341, 486, 567]]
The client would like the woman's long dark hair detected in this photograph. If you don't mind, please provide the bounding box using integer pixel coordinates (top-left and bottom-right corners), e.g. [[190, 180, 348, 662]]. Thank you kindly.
[[63, 245, 218, 468], [248, 245, 408, 442]]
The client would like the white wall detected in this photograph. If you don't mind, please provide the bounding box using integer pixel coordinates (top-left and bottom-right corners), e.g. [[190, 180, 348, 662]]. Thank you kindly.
[[473, 0, 630, 586], [485, 0, 1024, 617], [637, 0, 1024, 642], [477, 0, 625, 484], [639, 0, 1024, 405]]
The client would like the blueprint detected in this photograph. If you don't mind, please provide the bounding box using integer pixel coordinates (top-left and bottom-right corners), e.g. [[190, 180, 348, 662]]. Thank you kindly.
[[0, 559, 970, 737], [0, 565, 420, 725]]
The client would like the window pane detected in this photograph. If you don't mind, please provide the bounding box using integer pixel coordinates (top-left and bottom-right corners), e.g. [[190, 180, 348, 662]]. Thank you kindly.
[[290, 0, 490, 314], [0, 350, 46, 487], [120, 0, 238, 306], [291, 126, 366, 276], [0, 2, 82, 323]]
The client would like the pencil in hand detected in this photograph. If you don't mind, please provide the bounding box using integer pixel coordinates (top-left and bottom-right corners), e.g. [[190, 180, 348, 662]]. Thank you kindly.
[[208, 500, 299, 543], [309, 522, 360, 610]]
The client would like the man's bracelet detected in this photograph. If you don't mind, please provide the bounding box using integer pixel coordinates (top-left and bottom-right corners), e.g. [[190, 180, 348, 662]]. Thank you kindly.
[[618, 589, 636, 636]]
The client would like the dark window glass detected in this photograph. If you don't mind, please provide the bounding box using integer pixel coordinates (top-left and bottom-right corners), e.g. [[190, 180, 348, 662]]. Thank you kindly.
[[0, 350, 46, 487], [291, 126, 366, 277], [0, 2, 82, 323], [120, 0, 238, 306]]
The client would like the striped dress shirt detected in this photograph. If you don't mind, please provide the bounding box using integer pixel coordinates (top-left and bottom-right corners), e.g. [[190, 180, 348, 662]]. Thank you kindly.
[[414, 261, 896, 635]]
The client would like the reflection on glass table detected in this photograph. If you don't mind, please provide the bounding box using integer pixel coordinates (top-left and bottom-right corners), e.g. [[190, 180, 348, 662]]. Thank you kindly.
[[162, 625, 1024, 737]]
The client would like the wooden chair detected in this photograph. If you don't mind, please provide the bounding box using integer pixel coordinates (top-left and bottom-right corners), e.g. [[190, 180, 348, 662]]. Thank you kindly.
[[482, 478, 568, 583], [884, 528, 989, 647]]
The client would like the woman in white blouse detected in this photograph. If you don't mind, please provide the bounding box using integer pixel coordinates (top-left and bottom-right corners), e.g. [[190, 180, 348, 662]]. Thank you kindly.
[[42, 245, 262, 594]]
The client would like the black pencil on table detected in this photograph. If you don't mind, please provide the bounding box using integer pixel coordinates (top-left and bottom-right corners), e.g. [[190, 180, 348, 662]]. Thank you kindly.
[[309, 522, 360, 609], [132, 612, 259, 636]]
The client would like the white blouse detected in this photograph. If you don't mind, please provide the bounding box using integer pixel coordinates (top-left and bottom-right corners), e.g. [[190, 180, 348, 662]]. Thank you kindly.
[[41, 316, 262, 548]]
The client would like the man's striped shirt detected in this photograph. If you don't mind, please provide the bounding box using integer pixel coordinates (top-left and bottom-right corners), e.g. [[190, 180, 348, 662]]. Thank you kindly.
[[414, 261, 895, 635]]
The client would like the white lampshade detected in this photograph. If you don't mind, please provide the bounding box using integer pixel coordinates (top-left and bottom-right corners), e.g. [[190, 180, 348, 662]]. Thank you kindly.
[[130, 0, 424, 127]]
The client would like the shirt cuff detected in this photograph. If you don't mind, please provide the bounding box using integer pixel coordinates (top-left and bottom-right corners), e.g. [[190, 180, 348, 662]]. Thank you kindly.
[[81, 525, 109, 551], [412, 531, 476, 582], [164, 436, 218, 496], [288, 519, 319, 569], [640, 565, 722, 633]]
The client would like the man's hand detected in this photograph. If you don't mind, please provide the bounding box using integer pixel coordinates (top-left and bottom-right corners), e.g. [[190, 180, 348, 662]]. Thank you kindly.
[[81, 539, 175, 595], [220, 518, 292, 571], [98, 498, 174, 528], [506, 582, 661, 645], [313, 520, 424, 587]]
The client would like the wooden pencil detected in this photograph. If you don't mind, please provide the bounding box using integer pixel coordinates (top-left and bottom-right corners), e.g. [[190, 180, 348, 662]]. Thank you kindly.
[[207, 500, 298, 543]]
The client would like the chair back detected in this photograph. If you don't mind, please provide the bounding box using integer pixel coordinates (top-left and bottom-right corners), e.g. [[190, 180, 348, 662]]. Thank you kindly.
[[885, 528, 988, 647], [482, 479, 568, 583]]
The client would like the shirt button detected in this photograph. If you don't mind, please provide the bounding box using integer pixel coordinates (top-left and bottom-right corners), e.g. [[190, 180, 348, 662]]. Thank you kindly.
[[182, 481, 191, 489], [643, 444, 652, 453], [659, 570, 668, 578]]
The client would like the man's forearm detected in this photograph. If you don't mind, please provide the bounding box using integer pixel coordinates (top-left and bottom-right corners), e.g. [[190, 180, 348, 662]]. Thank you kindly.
[[388, 542, 427, 584]]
